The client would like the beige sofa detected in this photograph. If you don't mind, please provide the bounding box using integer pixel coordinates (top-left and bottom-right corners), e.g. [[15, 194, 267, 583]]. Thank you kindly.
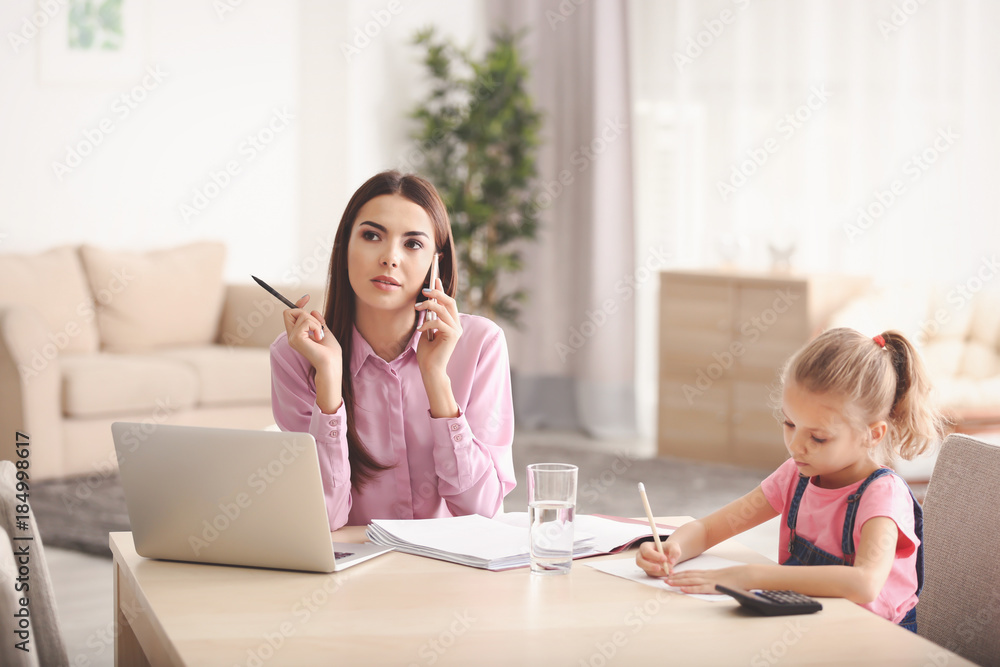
[[0, 242, 319, 480], [826, 277, 1000, 427]]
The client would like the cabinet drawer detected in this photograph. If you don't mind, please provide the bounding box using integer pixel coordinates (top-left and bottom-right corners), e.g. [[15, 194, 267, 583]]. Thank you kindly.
[[660, 280, 732, 334], [732, 381, 787, 469], [657, 378, 729, 462], [660, 279, 734, 371], [736, 285, 808, 340]]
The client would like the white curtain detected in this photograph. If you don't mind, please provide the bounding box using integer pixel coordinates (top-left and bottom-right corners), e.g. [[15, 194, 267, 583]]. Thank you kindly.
[[485, 0, 639, 438], [628, 0, 1000, 436]]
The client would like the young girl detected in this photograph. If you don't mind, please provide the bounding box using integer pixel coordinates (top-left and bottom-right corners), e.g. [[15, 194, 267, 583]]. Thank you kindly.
[[637, 328, 944, 632], [270, 170, 515, 531]]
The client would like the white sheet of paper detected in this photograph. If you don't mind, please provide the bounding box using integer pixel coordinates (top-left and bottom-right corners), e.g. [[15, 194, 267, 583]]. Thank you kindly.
[[586, 553, 744, 602]]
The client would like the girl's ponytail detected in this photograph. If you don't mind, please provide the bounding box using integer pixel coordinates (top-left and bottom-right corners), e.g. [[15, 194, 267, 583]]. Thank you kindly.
[[879, 331, 947, 460], [783, 327, 946, 464]]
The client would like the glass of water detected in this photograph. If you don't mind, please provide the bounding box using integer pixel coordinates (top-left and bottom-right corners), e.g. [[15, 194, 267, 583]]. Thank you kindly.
[[527, 463, 578, 575]]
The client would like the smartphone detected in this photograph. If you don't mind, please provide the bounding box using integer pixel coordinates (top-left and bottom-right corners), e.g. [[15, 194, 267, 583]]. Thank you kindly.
[[425, 253, 439, 342]]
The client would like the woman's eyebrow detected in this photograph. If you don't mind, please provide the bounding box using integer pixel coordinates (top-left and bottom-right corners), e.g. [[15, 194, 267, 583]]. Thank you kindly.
[[359, 221, 429, 238]]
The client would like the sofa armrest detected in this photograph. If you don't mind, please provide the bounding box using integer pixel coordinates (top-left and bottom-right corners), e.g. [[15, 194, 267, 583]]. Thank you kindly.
[[217, 283, 325, 349], [0, 305, 65, 474]]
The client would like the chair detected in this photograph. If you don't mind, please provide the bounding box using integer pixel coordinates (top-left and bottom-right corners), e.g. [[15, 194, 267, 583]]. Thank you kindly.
[[919, 433, 1000, 666], [0, 460, 69, 667]]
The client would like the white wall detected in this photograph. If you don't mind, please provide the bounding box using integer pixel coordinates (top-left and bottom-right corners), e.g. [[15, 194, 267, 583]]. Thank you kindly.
[[0, 0, 300, 283], [296, 0, 488, 287], [0, 0, 487, 287]]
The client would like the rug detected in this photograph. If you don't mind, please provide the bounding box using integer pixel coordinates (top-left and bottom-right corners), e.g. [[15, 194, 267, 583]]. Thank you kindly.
[[32, 470, 131, 558]]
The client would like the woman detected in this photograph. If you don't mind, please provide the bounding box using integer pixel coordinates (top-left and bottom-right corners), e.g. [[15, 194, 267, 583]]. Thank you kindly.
[[270, 170, 516, 530]]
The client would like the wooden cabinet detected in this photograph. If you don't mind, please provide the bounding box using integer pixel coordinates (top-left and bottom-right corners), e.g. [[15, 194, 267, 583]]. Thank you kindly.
[[657, 270, 870, 469]]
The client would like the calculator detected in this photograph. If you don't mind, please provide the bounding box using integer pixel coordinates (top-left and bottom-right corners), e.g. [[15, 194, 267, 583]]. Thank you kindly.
[[715, 585, 823, 616]]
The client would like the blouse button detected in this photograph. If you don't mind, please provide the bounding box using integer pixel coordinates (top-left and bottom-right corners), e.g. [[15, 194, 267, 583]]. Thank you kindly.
[[453, 434, 463, 442], [450, 423, 460, 431], [329, 430, 338, 437]]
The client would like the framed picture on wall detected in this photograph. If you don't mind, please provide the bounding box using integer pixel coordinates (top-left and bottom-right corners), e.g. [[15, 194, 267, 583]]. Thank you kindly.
[[38, 0, 150, 85]]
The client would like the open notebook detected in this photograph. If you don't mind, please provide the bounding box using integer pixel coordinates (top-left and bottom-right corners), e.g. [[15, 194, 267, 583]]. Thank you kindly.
[[366, 513, 674, 571]]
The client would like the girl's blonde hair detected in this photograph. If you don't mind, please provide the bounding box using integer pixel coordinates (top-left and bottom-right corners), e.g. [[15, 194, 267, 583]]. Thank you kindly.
[[780, 327, 946, 463]]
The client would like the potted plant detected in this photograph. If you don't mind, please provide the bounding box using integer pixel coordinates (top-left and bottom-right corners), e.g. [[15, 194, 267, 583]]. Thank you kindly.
[[408, 27, 542, 326]]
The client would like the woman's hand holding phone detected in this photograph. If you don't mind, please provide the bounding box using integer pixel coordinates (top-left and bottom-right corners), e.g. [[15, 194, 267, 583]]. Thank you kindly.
[[415, 276, 462, 418]]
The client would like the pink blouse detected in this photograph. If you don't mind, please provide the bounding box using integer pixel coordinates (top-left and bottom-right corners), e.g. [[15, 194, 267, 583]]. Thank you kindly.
[[269, 313, 516, 530]]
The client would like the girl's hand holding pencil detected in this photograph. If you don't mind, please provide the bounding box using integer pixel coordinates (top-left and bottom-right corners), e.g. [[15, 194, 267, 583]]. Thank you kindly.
[[636, 535, 683, 578], [636, 482, 683, 577]]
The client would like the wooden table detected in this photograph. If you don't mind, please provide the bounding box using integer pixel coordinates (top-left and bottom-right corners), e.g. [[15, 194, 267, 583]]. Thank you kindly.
[[110, 518, 972, 666]]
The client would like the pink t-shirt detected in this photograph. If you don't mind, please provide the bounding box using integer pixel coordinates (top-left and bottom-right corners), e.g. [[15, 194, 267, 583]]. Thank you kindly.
[[761, 458, 920, 623], [270, 313, 516, 531]]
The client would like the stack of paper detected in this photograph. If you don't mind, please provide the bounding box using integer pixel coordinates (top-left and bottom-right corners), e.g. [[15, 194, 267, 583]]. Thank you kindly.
[[366, 513, 673, 571]]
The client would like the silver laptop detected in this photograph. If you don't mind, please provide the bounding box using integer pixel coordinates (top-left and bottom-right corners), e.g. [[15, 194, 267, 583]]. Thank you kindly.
[[111, 422, 392, 572]]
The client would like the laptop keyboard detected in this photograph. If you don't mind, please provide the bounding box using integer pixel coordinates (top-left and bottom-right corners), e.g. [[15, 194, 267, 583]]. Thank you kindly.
[[334, 551, 355, 559]]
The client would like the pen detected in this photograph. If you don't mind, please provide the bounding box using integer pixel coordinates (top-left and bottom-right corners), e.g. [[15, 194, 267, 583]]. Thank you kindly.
[[425, 253, 440, 342], [252, 275, 324, 339], [638, 482, 668, 575]]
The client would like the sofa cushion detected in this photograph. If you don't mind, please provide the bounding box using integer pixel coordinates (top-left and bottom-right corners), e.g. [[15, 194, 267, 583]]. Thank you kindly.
[[0, 245, 100, 354], [157, 345, 271, 406], [78, 242, 226, 352], [60, 353, 199, 418], [934, 375, 1000, 410]]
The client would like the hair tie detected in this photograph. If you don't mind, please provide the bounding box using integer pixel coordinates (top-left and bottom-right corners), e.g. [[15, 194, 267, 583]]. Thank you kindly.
[[873, 334, 886, 348]]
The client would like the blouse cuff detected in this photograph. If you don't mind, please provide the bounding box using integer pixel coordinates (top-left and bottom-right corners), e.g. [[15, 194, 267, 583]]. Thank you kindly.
[[310, 400, 350, 486], [429, 408, 476, 490]]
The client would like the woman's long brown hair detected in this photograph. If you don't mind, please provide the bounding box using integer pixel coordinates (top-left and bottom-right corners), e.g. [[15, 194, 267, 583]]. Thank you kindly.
[[323, 171, 457, 488]]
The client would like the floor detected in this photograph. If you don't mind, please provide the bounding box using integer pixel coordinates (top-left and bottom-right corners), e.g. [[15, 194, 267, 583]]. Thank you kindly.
[[45, 429, 781, 667]]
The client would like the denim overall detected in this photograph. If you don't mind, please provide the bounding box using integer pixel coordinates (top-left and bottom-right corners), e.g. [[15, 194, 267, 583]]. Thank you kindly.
[[784, 467, 924, 633]]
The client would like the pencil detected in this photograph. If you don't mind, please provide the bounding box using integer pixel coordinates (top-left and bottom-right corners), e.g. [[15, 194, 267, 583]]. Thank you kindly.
[[638, 482, 668, 574], [252, 275, 298, 310], [252, 275, 324, 339]]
